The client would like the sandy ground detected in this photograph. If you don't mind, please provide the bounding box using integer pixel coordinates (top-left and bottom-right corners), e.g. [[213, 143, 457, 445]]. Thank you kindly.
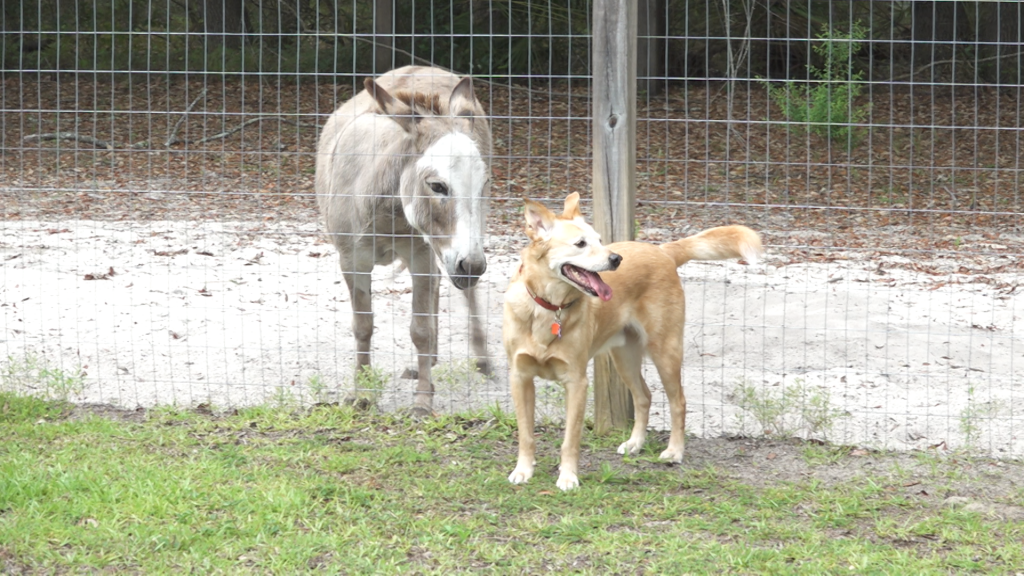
[[2, 219, 1021, 458]]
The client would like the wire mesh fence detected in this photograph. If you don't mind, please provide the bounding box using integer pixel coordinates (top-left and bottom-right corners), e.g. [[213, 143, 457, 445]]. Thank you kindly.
[[1, 1, 1021, 457]]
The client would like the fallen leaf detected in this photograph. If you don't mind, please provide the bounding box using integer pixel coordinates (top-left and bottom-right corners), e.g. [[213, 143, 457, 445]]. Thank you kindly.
[[84, 266, 116, 280]]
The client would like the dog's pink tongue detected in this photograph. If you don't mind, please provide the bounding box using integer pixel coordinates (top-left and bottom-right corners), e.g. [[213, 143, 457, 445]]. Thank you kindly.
[[583, 270, 613, 301]]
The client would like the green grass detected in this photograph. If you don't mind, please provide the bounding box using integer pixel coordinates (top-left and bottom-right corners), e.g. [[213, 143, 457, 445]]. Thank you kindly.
[[1, 391, 1023, 574]]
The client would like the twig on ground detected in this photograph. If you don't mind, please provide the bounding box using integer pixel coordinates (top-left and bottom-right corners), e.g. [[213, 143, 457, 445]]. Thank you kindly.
[[22, 132, 115, 150], [165, 87, 209, 147], [171, 116, 320, 146], [890, 49, 1024, 82], [24, 114, 318, 151]]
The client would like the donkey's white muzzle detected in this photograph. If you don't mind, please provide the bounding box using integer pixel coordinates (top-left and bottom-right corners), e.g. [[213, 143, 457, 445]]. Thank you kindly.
[[446, 252, 487, 290]]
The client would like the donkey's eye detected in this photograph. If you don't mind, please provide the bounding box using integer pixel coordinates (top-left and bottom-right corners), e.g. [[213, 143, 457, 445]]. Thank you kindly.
[[575, 239, 587, 248], [429, 181, 449, 196]]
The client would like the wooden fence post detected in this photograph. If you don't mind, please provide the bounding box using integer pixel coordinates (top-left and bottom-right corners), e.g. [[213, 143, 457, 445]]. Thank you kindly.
[[591, 0, 637, 436]]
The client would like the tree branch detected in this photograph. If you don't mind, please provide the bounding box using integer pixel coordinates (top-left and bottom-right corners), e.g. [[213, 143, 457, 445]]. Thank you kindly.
[[166, 87, 208, 147], [892, 49, 1024, 82], [171, 115, 320, 146], [23, 116, 318, 151], [22, 132, 115, 150]]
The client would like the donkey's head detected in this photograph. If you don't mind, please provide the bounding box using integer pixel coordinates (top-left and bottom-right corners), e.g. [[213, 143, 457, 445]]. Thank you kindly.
[[366, 75, 490, 290]]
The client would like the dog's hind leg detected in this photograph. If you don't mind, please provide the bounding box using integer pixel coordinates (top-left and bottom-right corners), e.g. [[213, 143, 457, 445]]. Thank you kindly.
[[508, 368, 537, 485], [649, 339, 686, 463], [610, 336, 653, 457]]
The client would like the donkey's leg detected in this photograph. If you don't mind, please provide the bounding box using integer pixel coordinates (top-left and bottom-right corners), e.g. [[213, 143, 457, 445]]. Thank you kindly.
[[406, 243, 440, 415], [340, 249, 375, 402], [463, 285, 491, 376]]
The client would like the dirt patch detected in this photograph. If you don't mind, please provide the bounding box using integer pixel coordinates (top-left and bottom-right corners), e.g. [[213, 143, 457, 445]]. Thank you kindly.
[[687, 436, 1022, 503], [68, 403, 149, 424]]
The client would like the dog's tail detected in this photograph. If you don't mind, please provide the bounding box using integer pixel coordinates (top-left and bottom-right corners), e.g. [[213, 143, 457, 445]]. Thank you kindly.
[[660, 225, 763, 267]]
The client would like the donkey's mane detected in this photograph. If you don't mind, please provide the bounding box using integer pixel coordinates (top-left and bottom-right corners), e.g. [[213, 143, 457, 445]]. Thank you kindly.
[[391, 91, 446, 116]]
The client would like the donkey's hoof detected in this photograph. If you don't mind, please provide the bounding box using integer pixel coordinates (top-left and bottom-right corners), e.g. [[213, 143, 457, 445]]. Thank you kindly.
[[407, 405, 433, 420], [400, 367, 419, 380], [474, 358, 494, 378], [342, 395, 375, 412]]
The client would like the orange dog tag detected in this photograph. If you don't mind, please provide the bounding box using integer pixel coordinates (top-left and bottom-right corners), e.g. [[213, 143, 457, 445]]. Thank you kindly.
[[551, 321, 562, 338]]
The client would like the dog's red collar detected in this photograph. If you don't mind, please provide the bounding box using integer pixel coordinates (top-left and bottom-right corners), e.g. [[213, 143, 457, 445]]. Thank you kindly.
[[519, 265, 579, 312], [525, 285, 577, 312]]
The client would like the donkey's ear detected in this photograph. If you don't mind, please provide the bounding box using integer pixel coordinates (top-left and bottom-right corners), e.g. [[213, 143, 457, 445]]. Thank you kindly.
[[448, 76, 477, 129], [561, 192, 582, 220], [524, 199, 557, 241], [365, 77, 417, 133]]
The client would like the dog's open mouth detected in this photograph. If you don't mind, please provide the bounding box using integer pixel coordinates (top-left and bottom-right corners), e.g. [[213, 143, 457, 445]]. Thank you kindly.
[[561, 264, 613, 301]]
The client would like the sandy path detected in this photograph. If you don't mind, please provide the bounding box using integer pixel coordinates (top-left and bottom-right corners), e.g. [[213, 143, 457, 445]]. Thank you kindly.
[[2, 220, 1021, 456]]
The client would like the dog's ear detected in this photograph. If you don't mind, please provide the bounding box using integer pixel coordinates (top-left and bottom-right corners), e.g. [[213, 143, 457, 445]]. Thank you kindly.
[[524, 199, 556, 241], [561, 192, 582, 220], [365, 77, 418, 133]]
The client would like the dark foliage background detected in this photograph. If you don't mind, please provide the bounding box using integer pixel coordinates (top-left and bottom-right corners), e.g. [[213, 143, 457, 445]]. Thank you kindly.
[[3, 1, 1020, 87]]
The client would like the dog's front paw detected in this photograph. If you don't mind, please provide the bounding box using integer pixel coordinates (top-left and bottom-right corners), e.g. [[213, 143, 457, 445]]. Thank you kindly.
[[659, 446, 685, 463], [508, 466, 533, 485], [556, 472, 580, 491], [617, 438, 644, 456]]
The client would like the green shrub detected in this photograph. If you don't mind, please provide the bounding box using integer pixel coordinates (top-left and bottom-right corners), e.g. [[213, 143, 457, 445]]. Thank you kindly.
[[765, 22, 870, 149]]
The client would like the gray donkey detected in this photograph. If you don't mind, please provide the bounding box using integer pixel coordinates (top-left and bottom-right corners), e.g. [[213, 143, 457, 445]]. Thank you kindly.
[[316, 66, 493, 415]]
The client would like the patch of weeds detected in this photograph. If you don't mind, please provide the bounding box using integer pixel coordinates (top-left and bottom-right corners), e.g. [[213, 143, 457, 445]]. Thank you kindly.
[[432, 358, 487, 393], [269, 385, 298, 409], [734, 380, 794, 437], [484, 402, 517, 435], [958, 385, 1003, 452], [733, 378, 846, 441], [800, 382, 845, 440], [595, 462, 626, 485], [1, 353, 86, 402], [305, 373, 330, 405], [352, 365, 388, 407], [762, 22, 870, 150]]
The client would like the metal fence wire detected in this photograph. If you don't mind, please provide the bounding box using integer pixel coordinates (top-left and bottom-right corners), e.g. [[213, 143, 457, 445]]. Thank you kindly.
[[1, 1, 1021, 457]]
